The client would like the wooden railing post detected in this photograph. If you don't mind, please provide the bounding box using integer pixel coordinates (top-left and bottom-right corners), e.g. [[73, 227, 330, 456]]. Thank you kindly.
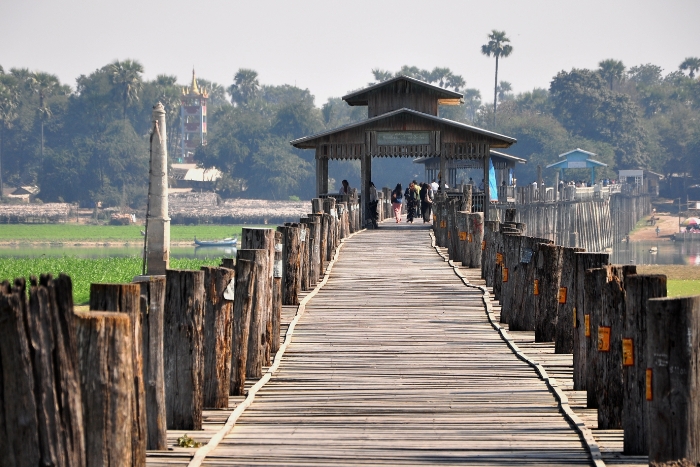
[[596, 265, 636, 429], [573, 252, 609, 391], [0, 275, 85, 466], [622, 274, 667, 455], [646, 295, 700, 464], [481, 220, 499, 284], [308, 214, 323, 282], [466, 212, 484, 268], [278, 225, 301, 305], [164, 269, 205, 430], [75, 310, 134, 465], [583, 267, 607, 409], [554, 247, 585, 354], [241, 228, 275, 366], [89, 282, 146, 465], [133, 275, 167, 451], [230, 259, 255, 396], [534, 244, 563, 343], [272, 231, 283, 356], [200, 266, 235, 409], [236, 249, 267, 379]]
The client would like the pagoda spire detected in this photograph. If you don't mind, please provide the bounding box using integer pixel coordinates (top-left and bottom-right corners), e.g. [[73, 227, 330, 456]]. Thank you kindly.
[[191, 68, 199, 95]]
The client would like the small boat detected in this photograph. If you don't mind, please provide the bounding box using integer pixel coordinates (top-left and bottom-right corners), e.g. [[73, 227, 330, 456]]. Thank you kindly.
[[194, 237, 237, 247], [649, 246, 658, 254]]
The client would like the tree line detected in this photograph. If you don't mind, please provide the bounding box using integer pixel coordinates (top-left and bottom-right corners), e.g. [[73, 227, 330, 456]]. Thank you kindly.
[[0, 51, 699, 208]]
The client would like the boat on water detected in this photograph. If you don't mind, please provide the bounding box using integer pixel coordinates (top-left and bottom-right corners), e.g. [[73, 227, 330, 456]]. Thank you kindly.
[[194, 237, 237, 247]]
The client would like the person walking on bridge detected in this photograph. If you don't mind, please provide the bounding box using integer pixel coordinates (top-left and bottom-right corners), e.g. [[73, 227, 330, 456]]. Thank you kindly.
[[420, 182, 433, 223], [391, 183, 403, 223]]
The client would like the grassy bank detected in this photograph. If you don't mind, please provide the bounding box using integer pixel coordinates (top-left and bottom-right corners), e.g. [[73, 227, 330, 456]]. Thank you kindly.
[[0, 257, 220, 304], [636, 265, 700, 297], [0, 224, 267, 243]]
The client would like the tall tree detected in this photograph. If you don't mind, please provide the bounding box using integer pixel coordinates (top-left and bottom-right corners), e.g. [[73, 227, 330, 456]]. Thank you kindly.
[[497, 81, 513, 101], [228, 69, 260, 107], [679, 57, 700, 78], [481, 30, 513, 126], [108, 59, 144, 120], [28, 72, 61, 160], [0, 74, 19, 194], [598, 59, 626, 90]]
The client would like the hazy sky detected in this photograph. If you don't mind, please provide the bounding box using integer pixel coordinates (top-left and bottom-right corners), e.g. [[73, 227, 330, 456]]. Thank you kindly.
[[2, 0, 699, 105]]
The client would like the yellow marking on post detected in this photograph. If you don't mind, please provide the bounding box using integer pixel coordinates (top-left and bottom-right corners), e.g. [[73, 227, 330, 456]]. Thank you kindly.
[[622, 338, 634, 366], [646, 369, 653, 401], [585, 314, 591, 337], [598, 326, 611, 352], [459, 231, 467, 241], [502, 267, 509, 283], [533, 279, 539, 295], [481, 240, 486, 251], [558, 287, 567, 304], [573, 307, 577, 328]]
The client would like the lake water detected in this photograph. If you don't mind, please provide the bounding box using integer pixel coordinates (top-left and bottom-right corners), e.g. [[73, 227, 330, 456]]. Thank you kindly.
[[611, 240, 700, 266], [0, 244, 236, 260]]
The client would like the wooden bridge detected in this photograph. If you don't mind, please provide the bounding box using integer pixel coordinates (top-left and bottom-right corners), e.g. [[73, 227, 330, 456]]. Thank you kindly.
[[148, 223, 599, 466]]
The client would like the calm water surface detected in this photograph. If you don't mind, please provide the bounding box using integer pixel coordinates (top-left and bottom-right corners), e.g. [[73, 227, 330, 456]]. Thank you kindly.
[[611, 240, 700, 266]]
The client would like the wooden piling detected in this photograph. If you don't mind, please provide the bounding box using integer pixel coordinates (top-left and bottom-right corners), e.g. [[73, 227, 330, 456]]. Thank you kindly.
[[584, 267, 607, 409], [75, 311, 133, 466], [646, 295, 700, 464], [272, 231, 283, 356], [554, 247, 585, 354], [230, 259, 255, 396], [278, 225, 301, 305], [134, 276, 167, 451], [622, 274, 667, 455], [573, 252, 609, 391], [89, 282, 146, 465], [200, 266, 235, 408], [164, 269, 204, 430], [242, 228, 275, 366], [534, 244, 564, 343], [236, 249, 267, 379]]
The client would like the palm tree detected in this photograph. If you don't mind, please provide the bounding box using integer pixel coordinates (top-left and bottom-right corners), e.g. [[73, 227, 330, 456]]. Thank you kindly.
[[371, 69, 393, 83], [0, 75, 19, 195], [497, 81, 513, 101], [679, 57, 700, 78], [598, 59, 625, 90], [27, 72, 61, 160], [481, 30, 513, 126], [228, 69, 260, 106], [108, 59, 144, 120]]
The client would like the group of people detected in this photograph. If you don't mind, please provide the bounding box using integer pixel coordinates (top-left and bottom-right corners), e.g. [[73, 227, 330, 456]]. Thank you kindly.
[[390, 180, 436, 224]]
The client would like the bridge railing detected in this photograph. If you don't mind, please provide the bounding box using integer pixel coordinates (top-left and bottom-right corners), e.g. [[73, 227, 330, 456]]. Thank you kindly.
[[0, 196, 359, 464], [433, 195, 700, 463]]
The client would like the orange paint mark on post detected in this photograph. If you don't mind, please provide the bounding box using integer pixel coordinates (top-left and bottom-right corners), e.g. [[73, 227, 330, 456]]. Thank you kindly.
[[598, 326, 611, 352], [622, 338, 634, 366]]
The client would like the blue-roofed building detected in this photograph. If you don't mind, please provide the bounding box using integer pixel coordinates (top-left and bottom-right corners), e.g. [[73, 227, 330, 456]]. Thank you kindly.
[[545, 148, 607, 184]]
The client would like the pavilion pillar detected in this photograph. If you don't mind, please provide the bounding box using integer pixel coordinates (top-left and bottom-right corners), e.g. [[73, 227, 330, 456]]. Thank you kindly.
[[315, 155, 328, 197], [483, 150, 491, 221], [146, 102, 170, 275], [439, 154, 446, 192], [360, 153, 371, 228]]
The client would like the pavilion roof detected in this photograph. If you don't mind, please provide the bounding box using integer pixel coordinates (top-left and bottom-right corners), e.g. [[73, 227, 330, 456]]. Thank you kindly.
[[342, 75, 463, 107]]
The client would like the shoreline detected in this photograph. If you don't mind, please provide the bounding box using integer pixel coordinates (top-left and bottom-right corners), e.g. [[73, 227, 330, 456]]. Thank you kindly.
[[0, 241, 199, 247]]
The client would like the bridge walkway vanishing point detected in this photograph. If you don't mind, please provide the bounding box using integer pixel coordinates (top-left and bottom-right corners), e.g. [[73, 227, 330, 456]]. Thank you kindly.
[[152, 222, 596, 466]]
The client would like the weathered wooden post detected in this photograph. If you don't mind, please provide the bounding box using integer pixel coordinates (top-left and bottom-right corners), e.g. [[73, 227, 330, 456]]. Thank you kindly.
[[554, 247, 585, 354], [0, 275, 85, 466], [481, 220, 499, 284], [230, 259, 255, 396], [200, 266, 235, 408], [164, 269, 204, 430], [236, 249, 267, 379], [311, 197, 323, 214], [133, 275, 167, 451], [456, 211, 468, 265], [308, 213, 324, 280], [646, 295, 700, 464], [596, 265, 636, 428], [584, 267, 607, 409], [89, 282, 146, 464], [75, 311, 134, 465], [298, 221, 309, 291], [622, 274, 667, 455], [466, 212, 484, 268], [573, 252, 609, 391], [534, 244, 563, 342], [272, 231, 283, 356], [241, 228, 275, 366], [323, 197, 337, 258], [278, 225, 301, 305]]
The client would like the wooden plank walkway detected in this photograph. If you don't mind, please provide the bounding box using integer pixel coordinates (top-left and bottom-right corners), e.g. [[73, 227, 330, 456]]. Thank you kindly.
[[178, 224, 592, 466]]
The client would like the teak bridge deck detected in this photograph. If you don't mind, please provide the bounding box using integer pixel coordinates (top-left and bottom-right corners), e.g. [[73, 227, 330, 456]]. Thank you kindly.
[[150, 223, 600, 465]]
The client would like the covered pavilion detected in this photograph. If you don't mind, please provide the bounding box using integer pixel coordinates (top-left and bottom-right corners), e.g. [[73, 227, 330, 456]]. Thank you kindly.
[[545, 148, 607, 185], [290, 75, 517, 225]]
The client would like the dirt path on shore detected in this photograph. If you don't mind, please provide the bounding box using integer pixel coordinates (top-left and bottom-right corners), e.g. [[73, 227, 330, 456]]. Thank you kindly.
[[629, 213, 682, 241]]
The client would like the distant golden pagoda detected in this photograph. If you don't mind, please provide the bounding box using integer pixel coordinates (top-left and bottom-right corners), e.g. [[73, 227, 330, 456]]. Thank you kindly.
[[180, 69, 208, 162]]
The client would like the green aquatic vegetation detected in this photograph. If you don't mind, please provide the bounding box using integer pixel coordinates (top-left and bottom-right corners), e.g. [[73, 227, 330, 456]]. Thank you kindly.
[[0, 256, 220, 304], [0, 224, 265, 242], [667, 280, 700, 297]]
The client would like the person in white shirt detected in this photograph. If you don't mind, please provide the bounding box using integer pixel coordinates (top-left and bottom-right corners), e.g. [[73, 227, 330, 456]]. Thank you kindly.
[[430, 179, 439, 193], [339, 179, 352, 195]]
